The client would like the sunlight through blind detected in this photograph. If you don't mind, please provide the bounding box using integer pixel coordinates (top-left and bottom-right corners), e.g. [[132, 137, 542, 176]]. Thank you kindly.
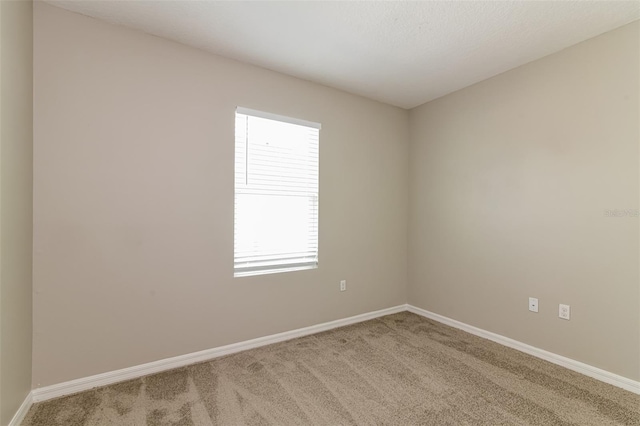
[[234, 107, 320, 277]]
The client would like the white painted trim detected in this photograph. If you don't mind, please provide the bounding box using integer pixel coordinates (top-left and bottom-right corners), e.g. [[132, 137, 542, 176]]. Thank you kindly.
[[8, 391, 33, 426], [31, 305, 407, 403], [29, 303, 639, 405], [236, 106, 321, 129], [407, 304, 640, 395]]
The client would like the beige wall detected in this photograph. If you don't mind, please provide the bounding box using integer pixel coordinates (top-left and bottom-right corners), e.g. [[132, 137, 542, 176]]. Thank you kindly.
[[32, 2, 408, 388], [0, 0, 34, 424], [33, 1, 639, 390], [408, 22, 639, 381]]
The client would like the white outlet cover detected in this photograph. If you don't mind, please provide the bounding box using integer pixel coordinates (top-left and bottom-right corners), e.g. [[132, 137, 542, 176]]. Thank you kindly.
[[559, 304, 570, 320], [528, 297, 539, 313]]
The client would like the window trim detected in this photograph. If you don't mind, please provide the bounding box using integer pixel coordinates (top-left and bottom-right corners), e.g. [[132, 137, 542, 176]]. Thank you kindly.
[[233, 107, 321, 278], [236, 107, 321, 131]]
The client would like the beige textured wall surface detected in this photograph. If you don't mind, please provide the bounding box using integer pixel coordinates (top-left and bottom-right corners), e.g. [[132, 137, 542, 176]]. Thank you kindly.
[[408, 22, 640, 381], [0, 0, 34, 424], [33, 3, 409, 388]]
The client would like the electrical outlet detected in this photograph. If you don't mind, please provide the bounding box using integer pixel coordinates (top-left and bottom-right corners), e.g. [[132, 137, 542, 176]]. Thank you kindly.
[[340, 280, 346, 292], [528, 297, 538, 313], [559, 304, 570, 320]]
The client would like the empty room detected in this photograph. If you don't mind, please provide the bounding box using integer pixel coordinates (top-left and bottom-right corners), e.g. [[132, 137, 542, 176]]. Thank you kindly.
[[1, 0, 639, 425]]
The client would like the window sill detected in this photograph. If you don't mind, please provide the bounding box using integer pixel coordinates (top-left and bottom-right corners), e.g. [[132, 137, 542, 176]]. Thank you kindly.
[[234, 264, 317, 278]]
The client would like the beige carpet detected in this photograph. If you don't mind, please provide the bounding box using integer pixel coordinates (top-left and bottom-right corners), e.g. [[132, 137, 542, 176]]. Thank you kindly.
[[22, 312, 640, 425]]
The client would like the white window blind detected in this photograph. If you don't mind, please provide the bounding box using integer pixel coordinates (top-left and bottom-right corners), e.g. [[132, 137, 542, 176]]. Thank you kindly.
[[234, 107, 320, 277]]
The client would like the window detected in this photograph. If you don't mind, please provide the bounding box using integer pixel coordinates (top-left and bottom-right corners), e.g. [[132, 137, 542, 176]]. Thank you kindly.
[[234, 107, 320, 277]]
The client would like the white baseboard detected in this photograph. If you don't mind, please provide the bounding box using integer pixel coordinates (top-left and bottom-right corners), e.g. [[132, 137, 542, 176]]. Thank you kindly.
[[407, 304, 640, 395], [31, 304, 407, 403], [29, 303, 639, 405], [8, 392, 32, 426]]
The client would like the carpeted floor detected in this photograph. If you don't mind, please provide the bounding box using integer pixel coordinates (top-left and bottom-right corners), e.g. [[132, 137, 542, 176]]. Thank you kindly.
[[22, 312, 640, 425]]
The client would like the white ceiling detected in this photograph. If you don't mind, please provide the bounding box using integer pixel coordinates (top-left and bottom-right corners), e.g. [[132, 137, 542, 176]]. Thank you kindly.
[[46, 1, 640, 109]]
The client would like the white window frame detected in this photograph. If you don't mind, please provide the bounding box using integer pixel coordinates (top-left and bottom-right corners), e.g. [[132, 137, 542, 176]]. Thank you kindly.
[[234, 107, 321, 277]]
